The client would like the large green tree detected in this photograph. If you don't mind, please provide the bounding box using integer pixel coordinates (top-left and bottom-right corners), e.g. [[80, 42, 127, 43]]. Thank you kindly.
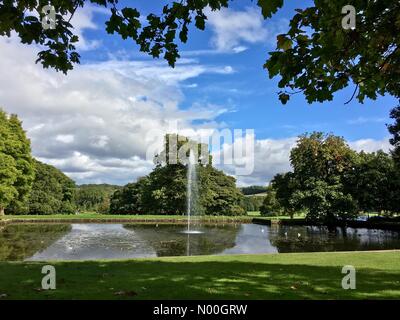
[[1, 1, 398, 106], [259, 186, 282, 217], [270, 172, 298, 219], [0, 109, 35, 216], [288, 132, 358, 224], [199, 164, 245, 216], [343, 150, 400, 214], [110, 134, 244, 215], [7, 159, 76, 215], [109, 179, 148, 215]]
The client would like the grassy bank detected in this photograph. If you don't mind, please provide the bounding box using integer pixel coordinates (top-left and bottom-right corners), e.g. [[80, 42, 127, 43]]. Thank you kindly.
[[1, 214, 253, 223], [0, 251, 399, 299]]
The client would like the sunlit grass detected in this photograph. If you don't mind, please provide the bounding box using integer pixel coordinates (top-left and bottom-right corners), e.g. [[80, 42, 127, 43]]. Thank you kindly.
[[0, 251, 399, 300], [2, 214, 253, 221]]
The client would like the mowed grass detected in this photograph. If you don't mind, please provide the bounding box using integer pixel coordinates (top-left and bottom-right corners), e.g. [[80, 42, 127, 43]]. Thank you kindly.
[[2, 214, 253, 222], [0, 251, 399, 300]]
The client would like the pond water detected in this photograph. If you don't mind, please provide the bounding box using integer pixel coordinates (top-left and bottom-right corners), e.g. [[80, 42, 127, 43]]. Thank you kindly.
[[0, 223, 399, 261]]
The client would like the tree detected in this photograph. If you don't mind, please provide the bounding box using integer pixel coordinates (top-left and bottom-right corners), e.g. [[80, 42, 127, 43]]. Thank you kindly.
[[291, 178, 357, 225], [2, 1, 398, 106], [343, 150, 400, 215], [240, 195, 265, 212], [142, 164, 187, 215], [259, 186, 282, 217], [199, 165, 245, 216], [75, 184, 120, 213], [289, 132, 358, 224], [270, 172, 298, 219], [110, 179, 148, 215], [388, 105, 400, 165], [110, 134, 244, 215], [265, 1, 400, 104], [0, 109, 35, 216], [7, 159, 76, 215]]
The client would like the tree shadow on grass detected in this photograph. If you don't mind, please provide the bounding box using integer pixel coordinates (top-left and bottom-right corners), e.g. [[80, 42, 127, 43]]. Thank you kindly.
[[1, 258, 399, 300]]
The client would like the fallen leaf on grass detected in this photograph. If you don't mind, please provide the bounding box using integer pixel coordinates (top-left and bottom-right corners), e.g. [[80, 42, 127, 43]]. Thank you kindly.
[[113, 290, 137, 297]]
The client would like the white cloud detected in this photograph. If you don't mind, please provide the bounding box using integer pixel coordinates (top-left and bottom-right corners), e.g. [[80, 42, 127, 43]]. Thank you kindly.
[[216, 137, 392, 187], [0, 7, 391, 188], [204, 7, 288, 53], [0, 32, 234, 185], [56, 134, 74, 144], [347, 117, 387, 125], [205, 7, 268, 52], [69, 4, 109, 50], [232, 46, 248, 53], [349, 138, 391, 153]]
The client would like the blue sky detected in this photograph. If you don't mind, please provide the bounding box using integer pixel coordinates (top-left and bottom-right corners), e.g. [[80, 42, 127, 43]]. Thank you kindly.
[[0, 1, 397, 186], [80, 0, 397, 141]]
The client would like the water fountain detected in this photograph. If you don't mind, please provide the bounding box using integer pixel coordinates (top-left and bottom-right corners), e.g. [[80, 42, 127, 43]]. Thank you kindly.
[[182, 149, 202, 235]]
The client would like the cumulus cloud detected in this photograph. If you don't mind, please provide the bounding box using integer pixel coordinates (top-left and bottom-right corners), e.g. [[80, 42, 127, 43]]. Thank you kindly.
[[205, 7, 267, 52], [349, 138, 391, 153], [0, 7, 392, 187], [204, 7, 288, 53], [213, 136, 296, 186], [0, 29, 235, 184], [214, 136, 392, 187], [69, 5, 106, 50]]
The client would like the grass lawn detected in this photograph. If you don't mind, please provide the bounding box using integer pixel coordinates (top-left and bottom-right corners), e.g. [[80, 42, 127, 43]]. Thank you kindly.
[[253, 213, 306, 220], [0, 251, 399, 300], [1, 214, 253, 222]]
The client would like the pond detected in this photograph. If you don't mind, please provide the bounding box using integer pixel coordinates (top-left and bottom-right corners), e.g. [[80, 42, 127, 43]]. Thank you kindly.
[[0, 223, 399, 261]]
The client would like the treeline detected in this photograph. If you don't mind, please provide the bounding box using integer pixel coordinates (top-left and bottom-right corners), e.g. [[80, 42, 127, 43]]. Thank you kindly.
[[260, 132, 400, 224], [240, 186, 267, 196], [1, 115, 245, 216], [5, 159, 120, 215], [0, 108, 120, 215], [2, 107, 400, 219]]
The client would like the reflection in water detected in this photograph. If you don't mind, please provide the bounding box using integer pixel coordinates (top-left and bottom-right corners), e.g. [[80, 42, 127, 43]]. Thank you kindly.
[[268, 225, 400, 253], [27, 224, 157, 261], [124, 224, 240, 257], [0, 223, 399, 261], [0, 224, 71, 261], [221, 224, 278, 255]]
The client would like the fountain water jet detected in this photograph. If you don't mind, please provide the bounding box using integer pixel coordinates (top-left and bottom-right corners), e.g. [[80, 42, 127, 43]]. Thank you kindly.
[[181, 149, 203, 235]]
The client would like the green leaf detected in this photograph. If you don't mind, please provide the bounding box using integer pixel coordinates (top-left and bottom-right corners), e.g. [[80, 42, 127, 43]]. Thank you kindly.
[[257, 0, 284, 19], [195, 15, 206, 30], [279, 93, 290, 104], [277, 34, 292, 51]]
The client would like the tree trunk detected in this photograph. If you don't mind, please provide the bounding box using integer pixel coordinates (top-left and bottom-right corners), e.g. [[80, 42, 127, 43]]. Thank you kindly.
[[0, 207, 4, 216]]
